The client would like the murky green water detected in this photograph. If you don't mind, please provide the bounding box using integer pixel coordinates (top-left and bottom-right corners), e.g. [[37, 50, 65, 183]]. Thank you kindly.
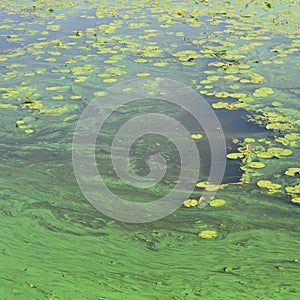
[[1, 1, 300, 299]]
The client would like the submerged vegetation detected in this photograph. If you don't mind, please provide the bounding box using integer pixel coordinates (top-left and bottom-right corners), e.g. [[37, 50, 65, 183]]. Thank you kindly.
[[0, 0, 300, 299]]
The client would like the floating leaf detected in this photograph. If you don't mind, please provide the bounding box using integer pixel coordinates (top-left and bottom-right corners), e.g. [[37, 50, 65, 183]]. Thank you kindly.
[[0, 103, 17, 109], [204, 184, 220, 191], [253, 87, 274, 97], [191, 133, 203, 140], [74, 76, 87, 83], [257, 180, 282, 189], [16, 120, 24, 127], [212, 102, 229, 109], [227, 153, 244, 159], [285, 133, 300, 141], [183, 199, 198, 208], [198, 230, 217, 239], [52, 95, 64, 100], [153, 62, 169, 67], [181, 61, 196, 66], [215, 91, 230, 98], [247, 162, 265, 169], [272, 101, 283, 107], [70, 95, 82, 99], [244, 138, 255, 143], [136, 73, 150, 77], [209, 199, 226, 207], [103, 78, 117, 83], [285, 168, 300, 177], [196, 182, 220, 191], [256, 147, 292, 158], [291, 197, 300, 204], [46, 86, 70, 91], [285, 184, 300, 194], [268, 147, 292, 157], [275, 137, 289, 146], [25, 129, 34, 134]]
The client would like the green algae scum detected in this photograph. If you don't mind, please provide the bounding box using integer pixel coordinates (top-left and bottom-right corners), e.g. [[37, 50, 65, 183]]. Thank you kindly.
[[0, 0, 300, 299]]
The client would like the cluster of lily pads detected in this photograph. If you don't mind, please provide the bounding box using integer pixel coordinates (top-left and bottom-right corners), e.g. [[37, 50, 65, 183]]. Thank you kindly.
[[0, 1, 299, 209], [225, 135, 300, 204]]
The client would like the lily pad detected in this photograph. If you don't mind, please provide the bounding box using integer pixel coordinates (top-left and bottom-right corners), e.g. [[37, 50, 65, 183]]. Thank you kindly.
[[227, 153, 244, 159], [198, 230, 217, 239], [247, 162, 265, 169], [196, 182, 220, 191], [253, 87, 274, 97], [191, 133, 203, 140], [257, 180, 282, 189], [291, 197, 300, 204], [209, 199, 226, 207], [284, 168, 300, 176], [212, 102, 229, 109], [256, 147, 292, 158], [136, 73, 150, 77], [285, 184, 300, 194], [183, 199, 198, 208]]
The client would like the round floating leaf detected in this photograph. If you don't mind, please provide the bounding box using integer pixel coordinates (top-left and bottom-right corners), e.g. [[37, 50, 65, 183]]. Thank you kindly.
[[256, 147, 292, 158], [256, 151, 274, 159], [212, 102, 229, 109], [153, 62, 169, 67], [285, 184, 300, 194], [181, 61, 196, 66], [205, 184, 220, 192], [285, 168, 300, 177], [198, 230, 217, 239], [196, 181, 207, 188], [136, 73, 150, 77], [134, 58, 148, 63], [70, 95, 82, 99], [215, 91, 230, 98], [285, 133, 300, 141], [191, 133, 203, 140], [25, 129, 34, 134], [253, 87, 274, 97], [244, 138, 255, 143], [103, 78, 117, 83], [183, 199, 198, 208], [247, 162, 265, 169], [275, 137, 289, 146], [291, 197, 300, 204], [196, 182, 220, 191], [257, 180, 282, 189], [52, 95, 64, 100], [227, 152, 244, 159], [272, 101, 283, 107], [268, 147, 292, 157], [0, 103, 17, 109], [209, 199, 226, 207]]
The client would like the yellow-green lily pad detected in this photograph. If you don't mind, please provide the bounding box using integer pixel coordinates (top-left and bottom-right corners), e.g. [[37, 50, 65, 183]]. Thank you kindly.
[[196, 181, 220, 191], [257, 180, 282, 189], [253, 87, 274, 97], [183, 199, 198, 208], [227, 152, 244, 159], [209, 199, 226, 207], [198, 230, 217, 239], [191, 133, 203, 140], [247, 162, 266, 169], [291, 197, 300, 204], [285, 184, 300, 194], [212, 102, 229, 109], [285, 168, 300, 176]]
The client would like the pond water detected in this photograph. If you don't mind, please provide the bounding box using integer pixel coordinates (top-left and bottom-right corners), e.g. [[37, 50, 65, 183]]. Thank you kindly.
[[0, 1, 300, 299]]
